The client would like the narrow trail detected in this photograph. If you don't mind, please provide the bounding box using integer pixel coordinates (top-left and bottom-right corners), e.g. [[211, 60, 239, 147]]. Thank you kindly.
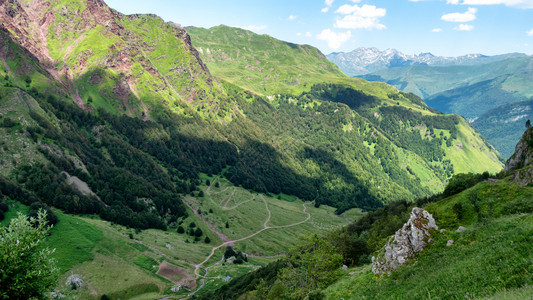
[[262, 195, 272, 227], [207, 177, 257, 210], [181, 197, 231, 243], [186, 201, 313, 298]]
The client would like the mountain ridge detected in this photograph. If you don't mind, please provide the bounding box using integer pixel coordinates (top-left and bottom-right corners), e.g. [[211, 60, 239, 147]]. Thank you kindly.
[[327, 47, 528, 77]]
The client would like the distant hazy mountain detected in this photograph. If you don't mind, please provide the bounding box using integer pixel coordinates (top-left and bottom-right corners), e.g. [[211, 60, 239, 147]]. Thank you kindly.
[[357, 56, 533, 158], [327, 47, 527, 76], [473, 99, 533, 159], [425, 71, 533, 121]]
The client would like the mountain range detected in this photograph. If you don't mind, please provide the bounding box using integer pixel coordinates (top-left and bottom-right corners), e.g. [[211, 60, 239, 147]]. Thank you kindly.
[[354, 56, 533, 158], [0, 0, 516, 299], [326, 47, 527, 77]]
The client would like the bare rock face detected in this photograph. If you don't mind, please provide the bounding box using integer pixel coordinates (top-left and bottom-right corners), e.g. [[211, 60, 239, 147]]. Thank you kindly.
[[505, 127, 533, 173], [372, 207, 438, 274], [505, 127, 533, 185]]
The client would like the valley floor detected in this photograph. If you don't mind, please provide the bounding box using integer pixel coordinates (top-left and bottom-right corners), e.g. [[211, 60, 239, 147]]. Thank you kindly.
[[2, 174, 353, 299]]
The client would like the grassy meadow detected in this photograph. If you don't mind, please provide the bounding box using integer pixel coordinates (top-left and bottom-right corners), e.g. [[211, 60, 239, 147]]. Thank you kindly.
[[1, 175, 349, 299]]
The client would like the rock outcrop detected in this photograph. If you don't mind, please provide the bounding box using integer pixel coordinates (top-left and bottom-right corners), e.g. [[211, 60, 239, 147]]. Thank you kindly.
[[372, 207, 438, 274], [66, 274, 83, 289], [505, 127, 533, 185]]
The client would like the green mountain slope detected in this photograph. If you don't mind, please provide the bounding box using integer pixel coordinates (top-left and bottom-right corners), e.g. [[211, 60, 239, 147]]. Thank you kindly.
[[0, 0, 502, 218], [187, 25, 503, 180], [323, 131, 533, 299], [201, 129, 533, 299], [359, 57, 533, 159], [0, 1, 511, 298], [186, 25, 346, 96]]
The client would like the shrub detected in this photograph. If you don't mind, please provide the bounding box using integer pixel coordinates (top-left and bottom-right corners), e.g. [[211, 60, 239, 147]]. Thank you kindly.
[[0, 211, 58, 298], [194, 228, 203, 237], [177, 226, 185, 234], [27, 202, 58, 226]]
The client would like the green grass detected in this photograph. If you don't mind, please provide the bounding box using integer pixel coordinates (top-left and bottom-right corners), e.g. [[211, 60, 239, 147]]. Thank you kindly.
[[198, 179, 348, 255], [42, 210, 103, 272], [0, 200, 29, 226], [444, 120, 503, 175], [200, 263, 261, 293], [187, 25, 346, 96], [129, 242, 149, 252], [133, 255, 159, 273], [324, 214, 533, 299], [481, 285, 533, 300], [323, 177, 533, 299], [339, 208, 365, 222], [104, 283, 160, 300]]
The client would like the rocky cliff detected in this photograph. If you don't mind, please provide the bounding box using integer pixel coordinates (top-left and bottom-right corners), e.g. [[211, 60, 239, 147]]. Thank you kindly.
[[505, 126, 533, 185], [0, 0, 225, 118]]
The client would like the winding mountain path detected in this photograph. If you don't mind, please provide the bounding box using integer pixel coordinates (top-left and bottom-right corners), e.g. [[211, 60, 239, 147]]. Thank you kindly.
[[185, 201, 312, 297]]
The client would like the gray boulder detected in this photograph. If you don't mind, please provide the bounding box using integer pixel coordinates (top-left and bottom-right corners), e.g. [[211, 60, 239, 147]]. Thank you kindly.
[[456, 226, 467, 233], [372, 207, 438, 274], [66, 274, 83, 289]]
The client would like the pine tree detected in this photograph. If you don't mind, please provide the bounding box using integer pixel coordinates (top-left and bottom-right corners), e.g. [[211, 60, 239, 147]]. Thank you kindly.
[[195, 227, 203, 237]]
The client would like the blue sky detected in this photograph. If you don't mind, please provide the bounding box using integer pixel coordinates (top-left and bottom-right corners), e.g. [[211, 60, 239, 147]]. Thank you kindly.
[[105, 0, 533, 56]]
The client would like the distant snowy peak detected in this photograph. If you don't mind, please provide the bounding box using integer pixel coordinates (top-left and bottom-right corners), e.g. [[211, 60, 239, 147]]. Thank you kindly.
[[327, 48, 527, 76]]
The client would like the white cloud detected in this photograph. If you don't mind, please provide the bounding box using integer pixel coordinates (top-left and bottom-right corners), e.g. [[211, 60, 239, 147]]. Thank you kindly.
[[317, 29, 352, 49], [448, 0, 533, 8], [454, 24, 474, 31], [334, 4, 387, 30], [239, 25, 267, 31], [432, 28, 443, 32], [322, 0, 335, 13], [288, 15, 298, 21], [527, 28, 533, 36], [441, 7, 477, 22], [297, 32, 312, 37]]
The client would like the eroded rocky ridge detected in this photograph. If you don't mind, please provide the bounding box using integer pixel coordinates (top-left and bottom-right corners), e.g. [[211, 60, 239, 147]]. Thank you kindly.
[[0, 0, 221, 117], [372, 207, 438, 274]]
